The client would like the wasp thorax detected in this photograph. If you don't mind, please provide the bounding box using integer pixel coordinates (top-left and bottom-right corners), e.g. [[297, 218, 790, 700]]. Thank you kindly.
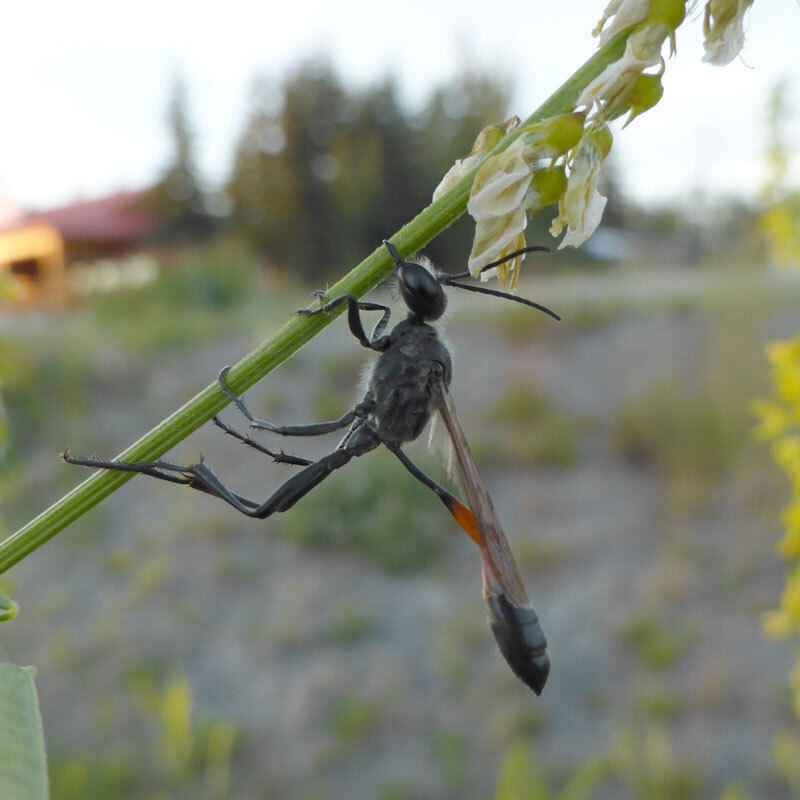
[[397, 262, 447, 321]]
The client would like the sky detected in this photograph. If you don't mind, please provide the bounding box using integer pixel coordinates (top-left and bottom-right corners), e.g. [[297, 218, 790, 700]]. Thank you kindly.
[[1, 1, 798, 215]]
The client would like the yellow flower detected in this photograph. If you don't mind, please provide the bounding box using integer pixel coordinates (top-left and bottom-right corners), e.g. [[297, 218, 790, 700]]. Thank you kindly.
[[791, 662, 800, 715], [763, 565, 800, 640], [771, 436, 800, 476], [777, 371, 800, 407], [750, 398, 790, 441], [779, 567, 800, 617], [763, 608, 795, 640], [766, 338, 800, 368], [777, 529, 800, 560]]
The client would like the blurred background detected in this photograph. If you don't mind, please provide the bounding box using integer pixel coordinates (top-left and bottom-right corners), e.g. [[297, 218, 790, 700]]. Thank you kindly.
[[2, 1, 800, 798]]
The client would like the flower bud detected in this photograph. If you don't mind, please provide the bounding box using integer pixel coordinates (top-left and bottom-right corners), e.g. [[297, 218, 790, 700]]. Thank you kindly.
[[518, 112, 586, 160], [588, 125, 613, 159], [527, 165, 568, 212], [647, 0, 686, 30], [472, 116, 522, 155], [624, 69, 665, 127], [646, 0, 686, 54]]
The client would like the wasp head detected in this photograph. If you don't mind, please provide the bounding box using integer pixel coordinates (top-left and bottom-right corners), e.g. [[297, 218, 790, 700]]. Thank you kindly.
[[384, 240, 447, 322]]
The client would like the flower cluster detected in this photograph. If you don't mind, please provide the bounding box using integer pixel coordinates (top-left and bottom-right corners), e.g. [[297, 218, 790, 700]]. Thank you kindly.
[[432, 1, 757, 286], [462, 114, 584, 286], [583, 1, 685, 125], [752, 336, 800, 718]]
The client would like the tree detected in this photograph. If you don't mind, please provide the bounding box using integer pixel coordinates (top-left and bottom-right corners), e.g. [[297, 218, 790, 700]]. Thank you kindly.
[[147, 76, 215, 240], [227, 62, 510, 281]]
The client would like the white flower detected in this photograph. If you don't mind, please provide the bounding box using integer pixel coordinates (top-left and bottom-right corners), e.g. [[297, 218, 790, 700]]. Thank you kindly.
[[467, 138, 533, 219], [578, 26, 665, 113], [593, 0, 650, 44], [578, 54, 647, 111], [465, 138, 532, 286], [626, 23, 671, 62], [432, 116, 521, 202], [550, 127, 612, 250], [702, 0, 754, 66], [468, 207, 528, 285], [558, 191, 608, 249], [432, 153, 482, 202]]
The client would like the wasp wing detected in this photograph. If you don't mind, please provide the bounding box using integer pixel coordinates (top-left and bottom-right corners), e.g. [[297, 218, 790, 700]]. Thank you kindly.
[[431, 379, 550, 695], [430, 380, 528, 605]]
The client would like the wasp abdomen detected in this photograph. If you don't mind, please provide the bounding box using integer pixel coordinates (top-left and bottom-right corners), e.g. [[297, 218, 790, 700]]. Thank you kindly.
[[486, 591, 550, 696]]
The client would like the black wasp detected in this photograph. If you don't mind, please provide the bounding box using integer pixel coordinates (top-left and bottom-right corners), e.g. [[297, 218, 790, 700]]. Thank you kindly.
[[64, 241, 559, 694]]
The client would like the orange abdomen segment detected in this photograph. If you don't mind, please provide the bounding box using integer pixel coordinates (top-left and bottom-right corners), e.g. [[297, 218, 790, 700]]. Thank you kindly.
[[448, 498, 485, 548]]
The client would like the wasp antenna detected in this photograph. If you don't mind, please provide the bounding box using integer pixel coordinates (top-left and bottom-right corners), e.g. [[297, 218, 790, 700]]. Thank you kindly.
[[441, 245, 551, 280], [443, 279, 560, 321], [479, 245, 550, 275]]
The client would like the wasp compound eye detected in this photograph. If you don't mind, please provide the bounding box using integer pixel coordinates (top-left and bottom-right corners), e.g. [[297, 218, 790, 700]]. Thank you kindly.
[[397, 263, 447, 321]]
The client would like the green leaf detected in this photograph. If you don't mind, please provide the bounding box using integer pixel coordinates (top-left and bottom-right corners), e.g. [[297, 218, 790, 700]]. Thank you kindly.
[[0, 588, 19, 622], [0, 663, 49, 799]]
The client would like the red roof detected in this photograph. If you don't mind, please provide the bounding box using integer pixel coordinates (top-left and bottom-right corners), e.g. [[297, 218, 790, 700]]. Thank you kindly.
[[19, 190, 158, 243]]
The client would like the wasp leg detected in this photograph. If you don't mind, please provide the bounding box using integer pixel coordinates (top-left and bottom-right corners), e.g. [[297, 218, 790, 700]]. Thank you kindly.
[[217, 366, 373, 437], [248, 426, 380, 516], [61, 450, 260, 511], [386, 445, 484, 548], [296, 294, 391, 350], [211, 415, 313, 466], [62, 424, 381, 520]]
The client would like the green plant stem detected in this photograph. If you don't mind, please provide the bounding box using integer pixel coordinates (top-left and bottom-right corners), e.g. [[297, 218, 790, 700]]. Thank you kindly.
[[0, 32, 629, 576]]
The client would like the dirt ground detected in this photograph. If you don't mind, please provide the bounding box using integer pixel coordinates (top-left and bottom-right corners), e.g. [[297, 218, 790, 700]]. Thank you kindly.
[[1, 265, 799, 799]]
